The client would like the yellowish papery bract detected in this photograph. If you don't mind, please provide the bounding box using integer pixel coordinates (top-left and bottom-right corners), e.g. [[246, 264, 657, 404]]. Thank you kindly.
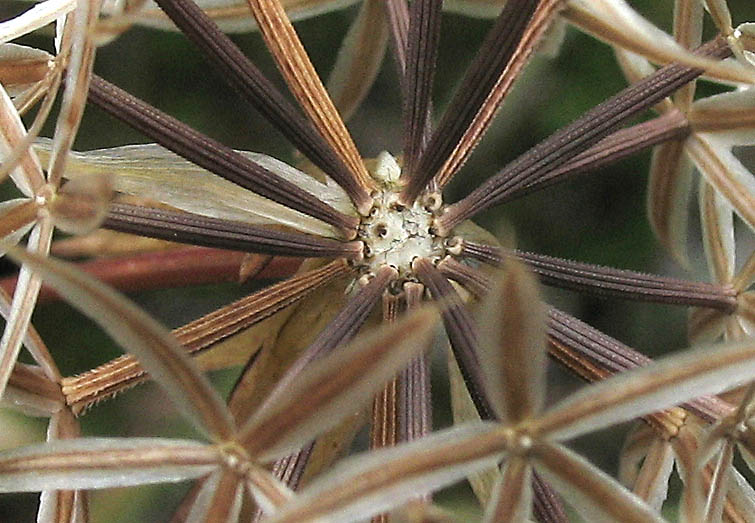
[[33, 139, 353, 237]]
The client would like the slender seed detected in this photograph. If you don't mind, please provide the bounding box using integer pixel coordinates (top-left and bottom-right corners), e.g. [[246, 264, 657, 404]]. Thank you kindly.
[[440, 265, 735, 425], [396, 284, 432, 523], [412, 257, 495, 420], [452, 238, 503, 266], [103, 203, 363, 259], [403, 281, 425, 309], [400, 0, 442, 179], [438, 37, 733, 233], [368, 292, 402, 523], [546, 307, 733, 423], [246, 0, 376, 212], [401, 281, 432, 444], [422, 258, 567, 517], [383, 292, 402, 323], [251, 266, 396, 503], [457, 240, 738, 310], [60, 260, 350, 413], [370, 292, 401, 448], [437, 256, 489, 299], [399, 348, 432, 439], [370, 381, 399, 452], [268, 265, 397, 399], [510, 248, 737, 310], [402, 0, 540, 204], [548, 306, 650, 371], [385, 0, 410, 80], [495, 110, 691, 204], [533, 471, 569, 523], [270, 448, 313, 493], [152, 0, 371, 209], [385, 0, 434, 189], [250, 444, 319, 522], [433, 0, 565, 191], [173, 259, 350, 351], [88, 76, 359, 235]]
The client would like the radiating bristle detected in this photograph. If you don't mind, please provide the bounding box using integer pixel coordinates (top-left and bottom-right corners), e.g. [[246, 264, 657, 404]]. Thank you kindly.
[[103, 202, 362, 259], [88, 76, 360, 234], [401, 0, 542, 204], [457, 243, 739, 310], [245, 0, 377, 212], [438, 37, 734, 233], [61, 260, 350, 413], [413, 257, 494, 420], [400, 0, 442, 180], [153, 0, 373, 210], [492, 110, 692, 204]]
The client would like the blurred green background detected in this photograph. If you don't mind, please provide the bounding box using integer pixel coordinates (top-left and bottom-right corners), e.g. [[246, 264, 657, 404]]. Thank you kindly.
[[1, 0, 754, 520]]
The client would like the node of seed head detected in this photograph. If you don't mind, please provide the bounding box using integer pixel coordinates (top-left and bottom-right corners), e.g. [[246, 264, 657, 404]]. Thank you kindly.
[[356, 153, 447, 283], [219, 442, 251, 475], [498, 427, 534, 456]]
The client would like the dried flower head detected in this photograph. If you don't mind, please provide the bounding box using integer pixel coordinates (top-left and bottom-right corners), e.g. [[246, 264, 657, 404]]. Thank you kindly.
[[1, 0, 755, 521]]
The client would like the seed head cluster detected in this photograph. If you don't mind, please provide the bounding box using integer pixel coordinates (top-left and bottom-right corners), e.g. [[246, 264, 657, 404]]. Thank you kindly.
[[1, 0, 755, 521]]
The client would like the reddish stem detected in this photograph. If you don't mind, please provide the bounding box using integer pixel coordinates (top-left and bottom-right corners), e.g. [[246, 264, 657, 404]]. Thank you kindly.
[[1, 247, 301, 304]]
